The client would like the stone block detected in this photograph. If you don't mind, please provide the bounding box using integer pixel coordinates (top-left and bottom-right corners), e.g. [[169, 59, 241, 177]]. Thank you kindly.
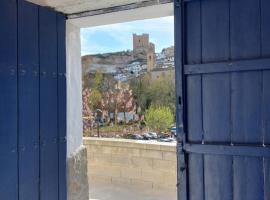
[[131, 179, 153, 189], [90, 165, 121, 178], [67, 146, 89, 200], [162, 151, 177, 161], [131, 157, 153, 169], [111, 154, 132, 166], [89, 153, 112, 166], [112, 177, 132, 185], [121, 167, 141, 179], [141, 170, 164, 183], [140, 149, 163, 159], [152, 159, 176, 171]]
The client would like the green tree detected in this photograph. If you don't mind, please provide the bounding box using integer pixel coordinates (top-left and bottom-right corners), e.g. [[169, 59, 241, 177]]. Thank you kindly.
[[148, 76, 176, 115], [87, 71, 104, 110], [145, 106, 174, 132], [129, 74, 151, 114], [130, 74, 176, 117], [93, 70, 103, 90], [88, 89, 102, 110]]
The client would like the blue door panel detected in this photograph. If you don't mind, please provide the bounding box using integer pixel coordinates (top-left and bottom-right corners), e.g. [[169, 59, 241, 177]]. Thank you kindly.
[[185, 1, 201, 65], [231, 71, 262, 143], [0, 0, 17, 67], [262, 71, 270, 144], [39, 7, 59, 200], [18, 1, 39, 199], [204, 155, 232, 200], [265, 159, 270, 200], [0, 0, 18, 199], [188, 154, 204, 200], [176, 0, 270, 200], [230, 0, 261, 60], [57, 13, 67, 200], [202, 73, 231, 142], [201, 0, 229, 63], [0, 155, 18, 200], [261, 0, 270, 57], [187, 75, 202, 142], [0, 0, 66, 199], [233, 157, 264, 200]]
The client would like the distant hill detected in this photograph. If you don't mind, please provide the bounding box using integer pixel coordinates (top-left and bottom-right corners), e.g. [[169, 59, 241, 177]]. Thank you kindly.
[[82, 51, 139, 74], [82, 46, 174, 75]]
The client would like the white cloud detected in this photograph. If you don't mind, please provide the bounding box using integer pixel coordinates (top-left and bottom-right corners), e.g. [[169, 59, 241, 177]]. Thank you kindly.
[[81, 16, 174, 55]]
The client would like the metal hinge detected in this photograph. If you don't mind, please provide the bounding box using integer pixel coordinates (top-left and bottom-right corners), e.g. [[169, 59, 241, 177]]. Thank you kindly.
[[178, 96, 182, 105], [175, 0, 181, 7], [175, 0, 193, 7]]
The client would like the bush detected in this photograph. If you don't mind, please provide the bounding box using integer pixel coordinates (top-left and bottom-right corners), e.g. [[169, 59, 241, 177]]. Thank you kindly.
[[145, 106, 174, 132]]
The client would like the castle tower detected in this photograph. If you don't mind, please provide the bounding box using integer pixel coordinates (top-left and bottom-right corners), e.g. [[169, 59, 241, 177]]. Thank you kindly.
[[147, 53, 155, 72], [133, 33, 156, 72], [133, 34, 149, 52]]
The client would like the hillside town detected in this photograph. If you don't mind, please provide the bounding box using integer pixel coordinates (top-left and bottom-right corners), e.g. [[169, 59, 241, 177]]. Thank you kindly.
[[82, 33, 175, 140], [82, 33, 175, 81]]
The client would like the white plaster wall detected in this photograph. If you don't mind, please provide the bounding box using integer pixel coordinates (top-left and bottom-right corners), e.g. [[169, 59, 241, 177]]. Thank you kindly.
[[26, 0, 164, 14], [70, 3, 173, 28], [66, 21, 83, 157]]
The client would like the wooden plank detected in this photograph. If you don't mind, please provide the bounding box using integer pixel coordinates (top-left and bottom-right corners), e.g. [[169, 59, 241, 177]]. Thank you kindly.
[[18, 1, 39, 200], [39, 7, 59, 200], [230, 73, 263, 199], [265, 158, 270, 200], [262, 71, 270, 144], [184, 58, 270, 75], [230, 3, 264, 196], [174, 1, 187, 200], [185, 143, 270, 158], [201, 0, 229, 63], [233, 157, 264, 200], [57, 13, 67, 200], [231, 71, 262, 143], [187, 75, 203, 142], [185, 0, 203, 143], [204, 155, 232, 200], [188, 154, 204, 200], [199, 2, 232, 199], [202, 69, 232, 200], [203, 73, 230, 142], [185, 0, 201, 65], [0, 0, 18, 199], [261, 0, 270, 57], [230, 0, 261, 60], [0, 0, 17, 68]]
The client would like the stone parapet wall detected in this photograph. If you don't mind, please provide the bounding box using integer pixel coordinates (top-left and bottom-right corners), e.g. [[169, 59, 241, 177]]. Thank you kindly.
[[68, 146, 89, 200], [83, 137, 177, 192]]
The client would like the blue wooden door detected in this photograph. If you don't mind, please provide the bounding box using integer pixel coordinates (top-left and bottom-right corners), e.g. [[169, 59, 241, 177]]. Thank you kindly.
[[175, 0, 270, 199], [0, 0, 67, 199]]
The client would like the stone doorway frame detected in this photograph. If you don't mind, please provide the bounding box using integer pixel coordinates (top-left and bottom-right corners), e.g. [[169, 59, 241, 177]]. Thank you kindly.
[[66, 3, 174, 199]]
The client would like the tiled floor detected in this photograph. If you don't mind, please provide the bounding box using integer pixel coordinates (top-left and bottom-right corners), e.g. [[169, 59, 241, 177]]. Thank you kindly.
[[89, 179, 176, 200]]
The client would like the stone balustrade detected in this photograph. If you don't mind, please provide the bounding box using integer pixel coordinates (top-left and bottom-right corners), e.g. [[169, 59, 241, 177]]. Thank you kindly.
[[83, 137, 177, 200]]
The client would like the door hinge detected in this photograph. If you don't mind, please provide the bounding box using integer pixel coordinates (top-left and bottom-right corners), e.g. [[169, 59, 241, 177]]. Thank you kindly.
[[178, 96, 182, 105], [175, 0, 181, 7]]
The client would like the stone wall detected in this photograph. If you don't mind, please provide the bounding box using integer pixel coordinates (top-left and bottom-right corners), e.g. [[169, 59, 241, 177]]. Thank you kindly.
[[67, 146, 89, 200], [84, 137, 177, 199], [66, 21, 89, 200]]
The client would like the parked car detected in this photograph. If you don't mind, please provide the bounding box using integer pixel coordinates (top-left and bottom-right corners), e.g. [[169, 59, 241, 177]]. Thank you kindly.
[[124, 133, 143, 140], [143, 133, 152, 140], [159, 137, 176, 143], [170, 127, 177, 137], [148, 132, 158, 139], [143, 132, 158, 140], [171, 125, 183, 137]]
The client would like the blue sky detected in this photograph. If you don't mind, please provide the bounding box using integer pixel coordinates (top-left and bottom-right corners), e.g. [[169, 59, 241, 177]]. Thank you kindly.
[[81, 16, 174, 56]]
